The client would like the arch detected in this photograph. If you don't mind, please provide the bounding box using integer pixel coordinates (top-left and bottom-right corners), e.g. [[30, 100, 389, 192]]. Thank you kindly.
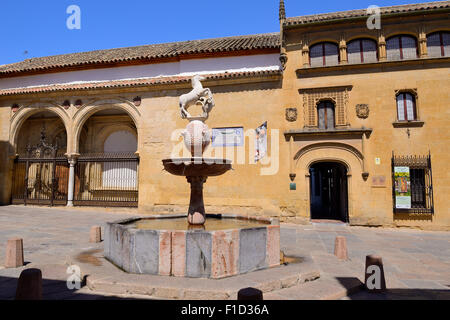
[[346, 34, 378, 43], [426, 28, 450, 36], [308, 39, 340, 47], [307, 158, 351, 173], [98, 124, 137, 153], [9, 103, 71, 154], [72, 100, 141, 153], [385, 31, 418, 40], [294, 142, 364, 173]]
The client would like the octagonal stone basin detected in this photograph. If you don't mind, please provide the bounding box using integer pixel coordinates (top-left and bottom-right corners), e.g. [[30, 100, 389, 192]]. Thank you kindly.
[[105, 214, 280, 279]]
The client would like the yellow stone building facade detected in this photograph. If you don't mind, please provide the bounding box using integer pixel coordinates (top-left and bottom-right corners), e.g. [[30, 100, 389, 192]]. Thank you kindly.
[[0, 1, 449, 230]]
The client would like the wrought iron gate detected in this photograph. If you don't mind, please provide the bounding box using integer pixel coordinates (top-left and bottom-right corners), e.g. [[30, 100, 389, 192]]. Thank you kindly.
[[74, 153, 139, 207], [11, 130, 69, 206]]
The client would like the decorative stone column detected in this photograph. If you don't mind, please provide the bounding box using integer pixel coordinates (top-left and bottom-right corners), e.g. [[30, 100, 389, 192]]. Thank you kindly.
[[302, 45, 310, 68], [378, 34, 387, 61], [66, 153, 79, 207], [339, 39, 348, 64], [419, 31, 428, 58]]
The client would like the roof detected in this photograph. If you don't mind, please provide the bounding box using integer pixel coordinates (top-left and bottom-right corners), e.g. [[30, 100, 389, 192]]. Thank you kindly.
[[284, 1, 450, 27], [0, 70, 282, 97], [0, 33, 280, 77]]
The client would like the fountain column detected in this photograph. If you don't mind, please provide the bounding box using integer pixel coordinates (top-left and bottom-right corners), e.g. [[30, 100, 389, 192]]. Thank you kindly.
[[187, 176, 207, 225]]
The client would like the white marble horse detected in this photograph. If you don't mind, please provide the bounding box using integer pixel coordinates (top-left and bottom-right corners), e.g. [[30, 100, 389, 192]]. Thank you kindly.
[[179, 75, 214, 119]]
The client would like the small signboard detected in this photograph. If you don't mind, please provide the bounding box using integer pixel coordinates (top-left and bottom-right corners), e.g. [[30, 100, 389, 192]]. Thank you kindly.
[[211, 127, 244, 147], [394, 166, 411, 209], [255, 122, 268, 162]]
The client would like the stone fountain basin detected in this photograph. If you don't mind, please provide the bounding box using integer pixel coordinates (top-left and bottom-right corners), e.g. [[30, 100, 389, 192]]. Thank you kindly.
[[162, 158, 232, 176], [104, 214, 280, 279]]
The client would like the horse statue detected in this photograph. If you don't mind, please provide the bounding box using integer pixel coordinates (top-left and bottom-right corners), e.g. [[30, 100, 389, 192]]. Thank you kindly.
[[179, 75, 215, 120]]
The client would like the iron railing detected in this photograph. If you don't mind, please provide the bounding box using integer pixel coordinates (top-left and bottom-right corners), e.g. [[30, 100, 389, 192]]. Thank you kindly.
[[11, 156, 69, 206], [74, 152, 139, 207]]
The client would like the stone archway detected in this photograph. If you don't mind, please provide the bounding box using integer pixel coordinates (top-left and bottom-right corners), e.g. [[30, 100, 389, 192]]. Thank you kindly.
[[10, 104, 71, 155], [72, 101, 141, 154], [294, 144, 364, 222], [71, 102, 140, 207]]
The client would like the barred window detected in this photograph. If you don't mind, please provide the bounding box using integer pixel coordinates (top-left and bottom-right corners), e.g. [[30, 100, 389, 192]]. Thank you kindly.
[[386, 35, 418, 61], [427, 31, 450, 57], [396, 92, 417, 121], [310, 42, 339, 67], [392, 153, 433, 214], [347, 39, 378, 64]]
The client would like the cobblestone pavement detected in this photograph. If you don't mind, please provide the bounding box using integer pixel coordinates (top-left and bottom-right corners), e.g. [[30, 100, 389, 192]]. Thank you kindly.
[[0, 206, 449, 300]]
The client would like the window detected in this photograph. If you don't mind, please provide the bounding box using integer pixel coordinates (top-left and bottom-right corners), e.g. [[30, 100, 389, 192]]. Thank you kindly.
[[317, 101, 335, 129], [386, 35, 418, 61], [392, 153, 434, 214], [347, 39, 378, 64], [310, 42, 339, 67], [427, 31, 450, 57], [396, 92, 417, 121]]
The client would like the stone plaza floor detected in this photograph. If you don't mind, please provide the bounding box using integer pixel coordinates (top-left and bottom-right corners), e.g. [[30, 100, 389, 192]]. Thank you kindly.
[[0, 205, 449, 300]]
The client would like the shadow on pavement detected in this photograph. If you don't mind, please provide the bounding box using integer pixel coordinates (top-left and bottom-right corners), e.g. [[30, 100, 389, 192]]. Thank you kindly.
[[336, 277, 450, 300], [0, 275, 145, 300]]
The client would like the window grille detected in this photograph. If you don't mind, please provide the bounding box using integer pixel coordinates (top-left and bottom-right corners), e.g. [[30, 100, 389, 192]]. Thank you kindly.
[[392, 152, 433, 214]]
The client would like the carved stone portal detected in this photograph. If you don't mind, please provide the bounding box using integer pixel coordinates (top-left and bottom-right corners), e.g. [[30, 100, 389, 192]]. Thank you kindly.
[[356, 104, 369, 119], [285, 108, 298, 122]]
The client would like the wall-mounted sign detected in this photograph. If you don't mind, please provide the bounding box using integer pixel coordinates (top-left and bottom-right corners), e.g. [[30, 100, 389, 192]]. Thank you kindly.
[[255, 122, 268, 162], [394, 167, 411, 209], [375, 157, 381, 165], [371, 175, 386, 187], [211, 127, 244, 147]]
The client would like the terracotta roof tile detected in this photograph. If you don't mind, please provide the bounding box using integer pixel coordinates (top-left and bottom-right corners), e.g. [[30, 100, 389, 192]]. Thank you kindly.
[[285, 1, 450, 26], [0, 33, 280, 76], [0, 70, 282, 96]]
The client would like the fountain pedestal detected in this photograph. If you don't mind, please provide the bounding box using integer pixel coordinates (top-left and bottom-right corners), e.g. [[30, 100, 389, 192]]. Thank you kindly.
[[187, 176, 207, 225]]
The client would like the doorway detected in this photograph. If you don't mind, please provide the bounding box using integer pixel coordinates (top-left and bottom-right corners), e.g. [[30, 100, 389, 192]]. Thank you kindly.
[[309, 162, 348, 222]]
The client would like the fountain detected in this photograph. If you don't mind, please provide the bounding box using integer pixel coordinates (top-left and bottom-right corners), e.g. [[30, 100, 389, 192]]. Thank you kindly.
[[105, 75, 280, 278]]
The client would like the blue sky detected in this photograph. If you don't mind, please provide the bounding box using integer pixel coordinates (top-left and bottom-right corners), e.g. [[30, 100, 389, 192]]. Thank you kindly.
[[0, 0, 429, 65]]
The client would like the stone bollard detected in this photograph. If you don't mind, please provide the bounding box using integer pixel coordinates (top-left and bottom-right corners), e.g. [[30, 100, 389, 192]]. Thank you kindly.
[[15, 268, 43, 300], [238, 287, 263, 300], [334, 236, 348, 260], [364, 255, 386, 293], [5, 238, 24, 268], [90, 226, 102, 243]]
